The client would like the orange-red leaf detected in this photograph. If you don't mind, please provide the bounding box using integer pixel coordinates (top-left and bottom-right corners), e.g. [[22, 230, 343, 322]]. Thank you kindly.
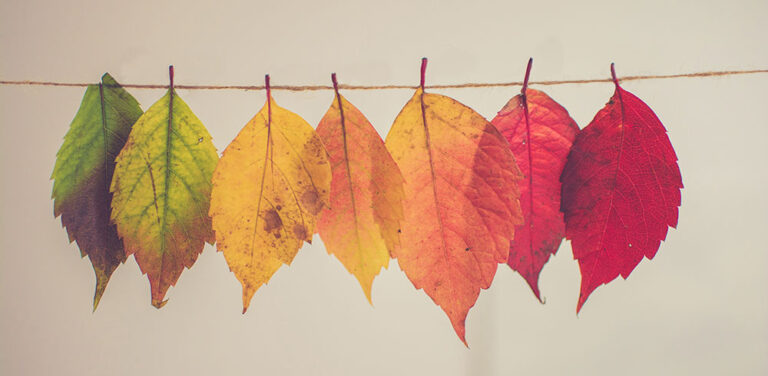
[[561, 66, 683, 312], [491, 73, 579, 301], [316, 76, 404, 303], [385, 61, 523, 344]]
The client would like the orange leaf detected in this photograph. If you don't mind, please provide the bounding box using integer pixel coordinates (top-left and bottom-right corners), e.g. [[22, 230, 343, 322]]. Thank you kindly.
[[209, 76, 331, 312], [385, 59, 523, 344], [316, 74, 405, 304]]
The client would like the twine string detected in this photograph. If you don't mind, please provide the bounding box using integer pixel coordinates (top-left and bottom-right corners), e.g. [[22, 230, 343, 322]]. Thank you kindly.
[[0, 69, 766, 91]]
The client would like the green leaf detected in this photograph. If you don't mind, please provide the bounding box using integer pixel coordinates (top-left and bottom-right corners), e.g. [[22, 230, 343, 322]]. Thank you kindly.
[[110, 86, 218, 308], [51, 73, 143, 310]]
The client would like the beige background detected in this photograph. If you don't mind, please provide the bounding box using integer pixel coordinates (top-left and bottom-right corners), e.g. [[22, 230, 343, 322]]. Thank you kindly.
[[1, 0, 767, 374]]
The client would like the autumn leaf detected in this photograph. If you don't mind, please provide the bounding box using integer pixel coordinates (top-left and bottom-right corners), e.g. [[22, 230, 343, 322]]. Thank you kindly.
[[52, 73, 142, 310], [209, 75, 331, 312], [560, 64, 683, 312], [491, 59, 579, 302], [316, 74, 405, 304], [385, 59, 523, 344], [110, 67, 219, 308]]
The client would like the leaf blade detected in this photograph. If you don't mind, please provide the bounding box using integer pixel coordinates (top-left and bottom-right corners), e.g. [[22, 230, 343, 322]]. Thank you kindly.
[[316, 92, 404, 303], [491, 88, 579, 301], [386, 88, 523, 344], [561, 82, 683, 312], [110, 88, 218, 308], [51, 73, 142, 310], [210, 97, 331, 312]]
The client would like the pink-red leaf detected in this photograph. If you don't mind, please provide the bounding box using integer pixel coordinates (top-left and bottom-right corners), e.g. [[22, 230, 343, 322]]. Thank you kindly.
[[491, 78, 578, 301], [561, 66, 683, 312]]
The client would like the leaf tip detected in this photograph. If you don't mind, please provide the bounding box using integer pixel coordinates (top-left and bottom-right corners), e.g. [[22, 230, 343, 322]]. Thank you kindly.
[[450, 317, 468, 347], [242, 287, 256, 314], [92, 267, 113, 312], [152, 299, 169, 309], [531, 284, 544, 304], [92, 296, 102, 313], [576, 292, 589, 314], [360, 280, 374, 306]]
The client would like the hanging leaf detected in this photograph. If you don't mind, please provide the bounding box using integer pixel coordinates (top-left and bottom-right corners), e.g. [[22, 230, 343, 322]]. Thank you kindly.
[[560, 64, 683, 312], [110, 67, 219, 308], [209, 76, 331, 312], [316, 74, 405, 304], [385, 59, 523, 344], [490, 59, 579, 301], [52, 73, 142, 310]]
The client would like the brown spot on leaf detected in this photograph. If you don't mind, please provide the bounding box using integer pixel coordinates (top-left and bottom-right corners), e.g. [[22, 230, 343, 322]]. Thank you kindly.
[[292, 224, 308, 240], [301, 189, 323, 215], [263, 209, 282, 233]]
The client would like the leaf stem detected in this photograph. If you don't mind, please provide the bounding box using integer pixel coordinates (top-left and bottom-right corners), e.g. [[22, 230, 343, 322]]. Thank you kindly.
[[265, 74, 271, 100], [265, 74, 272, 119], [522, 57, 533, 94], [169, 65, 174, 89], [420, 57, 427, 90], [331, 73, 339, 95], [610, 63, 620, 88]]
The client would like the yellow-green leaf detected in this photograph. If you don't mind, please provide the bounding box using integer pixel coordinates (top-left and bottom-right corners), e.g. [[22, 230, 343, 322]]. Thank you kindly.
[[110, 84, 218, 308]]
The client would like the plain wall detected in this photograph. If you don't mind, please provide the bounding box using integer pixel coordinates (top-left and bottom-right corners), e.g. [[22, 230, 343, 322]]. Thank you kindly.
[[1, 0, 766, 374]]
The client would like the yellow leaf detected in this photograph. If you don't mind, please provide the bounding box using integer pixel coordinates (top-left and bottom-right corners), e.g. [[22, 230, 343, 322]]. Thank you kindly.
[[210, 89, 331, 312]]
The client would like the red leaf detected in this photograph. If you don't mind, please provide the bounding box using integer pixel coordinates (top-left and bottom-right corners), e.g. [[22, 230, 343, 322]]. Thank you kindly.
[[491, 60, 579, 301], [561, 64, 683, 312]]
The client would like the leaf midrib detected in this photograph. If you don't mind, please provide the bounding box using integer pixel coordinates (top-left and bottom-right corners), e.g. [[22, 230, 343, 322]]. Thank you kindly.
[[158, 89, 174, 285], [419, 92, 450, 265], [336, 95, 365, 269], [586, 89, 627, 294]]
